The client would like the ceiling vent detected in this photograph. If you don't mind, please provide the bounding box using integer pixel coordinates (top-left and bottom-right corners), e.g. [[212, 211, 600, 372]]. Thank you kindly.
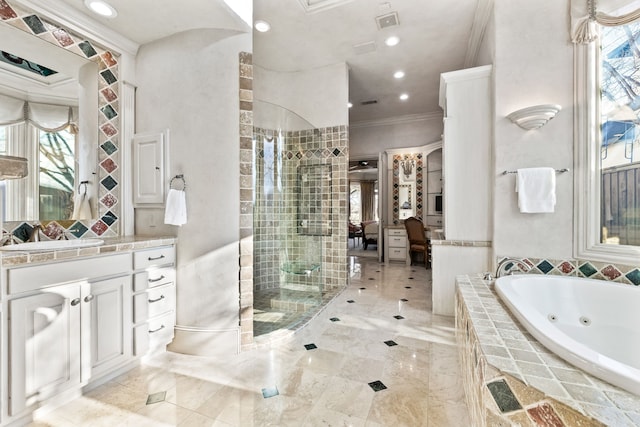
[[353, 41, 376, 55], [376, 12, 399, 29], [360, 100, 378, 106]]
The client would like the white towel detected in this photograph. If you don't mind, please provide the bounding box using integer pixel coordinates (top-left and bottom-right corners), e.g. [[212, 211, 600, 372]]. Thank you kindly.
[[516, 167, 556, 213], [164, 189, 187, 226], [71, 194, 92, 220]]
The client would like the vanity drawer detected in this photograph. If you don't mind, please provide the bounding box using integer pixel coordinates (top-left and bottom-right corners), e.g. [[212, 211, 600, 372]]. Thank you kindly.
[[133, 311, 175, 356], [133, 267, 175, 292], [133, 246, 175, 270], [388, 236, 407, 248], [388, 246, 407, 260], [388, 229, 406, 237], [133, 283, 175, 323], [6, 253, 131, 295]]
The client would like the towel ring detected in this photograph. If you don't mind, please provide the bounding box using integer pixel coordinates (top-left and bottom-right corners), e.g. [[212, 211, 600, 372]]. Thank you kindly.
[[78, 180, 89, 196], [170, 174, 186, 191]]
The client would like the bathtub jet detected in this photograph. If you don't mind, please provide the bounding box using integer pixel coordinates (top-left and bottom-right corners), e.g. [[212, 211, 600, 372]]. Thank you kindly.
[[495, 274, 640, 396]]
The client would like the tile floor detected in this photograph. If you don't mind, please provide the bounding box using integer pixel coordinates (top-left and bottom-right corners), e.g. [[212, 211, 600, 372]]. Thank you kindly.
[[30, 256, 470, 426]]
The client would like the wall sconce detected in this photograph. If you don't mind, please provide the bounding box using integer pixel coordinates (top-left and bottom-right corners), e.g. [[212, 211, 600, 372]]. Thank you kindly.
[[506, 104, 561, 130]]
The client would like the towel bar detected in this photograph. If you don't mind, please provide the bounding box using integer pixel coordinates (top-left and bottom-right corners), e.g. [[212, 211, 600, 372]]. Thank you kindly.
[[170, 174, 186, 190], [502, 168, 569, 175]]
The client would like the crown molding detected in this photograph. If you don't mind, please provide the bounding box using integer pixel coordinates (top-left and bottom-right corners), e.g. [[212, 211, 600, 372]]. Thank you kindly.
[[13, 0, 139, 56], [350, 112, 443, 129], [463, 0, 494, 68]]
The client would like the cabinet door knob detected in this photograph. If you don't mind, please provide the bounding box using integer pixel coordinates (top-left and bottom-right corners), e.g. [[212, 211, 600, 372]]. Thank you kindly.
[[70, 298, 81, 306], [148, 275, 165, 283], [84, 294, 94, 303], [148, 254, 165, 261]]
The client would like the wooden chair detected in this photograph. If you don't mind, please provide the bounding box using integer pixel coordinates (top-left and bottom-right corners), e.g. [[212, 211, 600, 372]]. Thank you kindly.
[[404, 216, 429, 268]]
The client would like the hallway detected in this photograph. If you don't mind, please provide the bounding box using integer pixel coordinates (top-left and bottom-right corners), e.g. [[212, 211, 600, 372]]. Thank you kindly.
[[30, 257, 470, 426]]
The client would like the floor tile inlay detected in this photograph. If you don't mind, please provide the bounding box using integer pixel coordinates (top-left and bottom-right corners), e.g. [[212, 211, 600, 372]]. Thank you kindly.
[[146, 391, 166, 405], [393, 315, 405, 320], [384, 340, 398, 347], [304, 343, 318, 350], [329, 317, 340, 322], [368, 380, 387, 392], [262, 386, 280, 398]]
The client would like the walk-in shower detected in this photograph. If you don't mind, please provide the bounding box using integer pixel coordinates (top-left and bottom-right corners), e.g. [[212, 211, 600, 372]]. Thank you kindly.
[[253, 100, 347, 337]]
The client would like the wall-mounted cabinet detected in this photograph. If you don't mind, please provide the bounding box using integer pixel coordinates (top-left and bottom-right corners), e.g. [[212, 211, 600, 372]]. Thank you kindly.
[[132, 131, 168, 206]]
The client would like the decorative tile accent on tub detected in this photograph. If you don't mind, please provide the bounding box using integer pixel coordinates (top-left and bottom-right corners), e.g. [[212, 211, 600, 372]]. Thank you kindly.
[[625, 269, 640, 286], [486, 379, 522, 413]]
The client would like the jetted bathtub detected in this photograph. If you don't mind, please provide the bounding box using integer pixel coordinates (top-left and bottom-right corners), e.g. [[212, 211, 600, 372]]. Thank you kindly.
[[495, 274, 640, 396]]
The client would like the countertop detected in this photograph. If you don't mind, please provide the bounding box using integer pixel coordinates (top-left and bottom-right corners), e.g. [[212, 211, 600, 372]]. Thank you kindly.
[[1, 235, 177, 267]]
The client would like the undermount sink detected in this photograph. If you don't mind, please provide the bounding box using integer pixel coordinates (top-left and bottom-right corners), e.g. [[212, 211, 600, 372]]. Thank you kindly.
[[0, 239, 105, 252]]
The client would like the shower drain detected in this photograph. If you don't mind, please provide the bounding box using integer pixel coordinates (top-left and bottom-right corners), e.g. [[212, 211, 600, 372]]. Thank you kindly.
[[579, 316, 592, 326], [547, 314, 558, 322]]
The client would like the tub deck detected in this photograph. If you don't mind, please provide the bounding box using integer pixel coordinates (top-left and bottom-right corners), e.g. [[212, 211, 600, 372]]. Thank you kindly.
[[456, 274, 640, 426]]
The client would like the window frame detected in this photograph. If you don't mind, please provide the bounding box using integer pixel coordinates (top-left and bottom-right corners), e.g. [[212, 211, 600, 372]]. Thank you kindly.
[[574, 28, 640, 264]]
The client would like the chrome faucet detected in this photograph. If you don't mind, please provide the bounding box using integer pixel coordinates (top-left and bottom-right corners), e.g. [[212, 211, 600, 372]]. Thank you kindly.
[[495, 257, 531, 278], [1, 230, 16, 246], [28, 223, 43, 242]]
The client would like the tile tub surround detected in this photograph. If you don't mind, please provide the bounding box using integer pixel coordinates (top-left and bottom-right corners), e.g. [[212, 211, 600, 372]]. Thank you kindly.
[[29, 256, 471, 426], [456, 274, 640, 427], [1, 235, 176, 267]]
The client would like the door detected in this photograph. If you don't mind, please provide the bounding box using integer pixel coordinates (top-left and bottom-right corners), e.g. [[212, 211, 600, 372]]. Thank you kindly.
[[85, 275, 132, 380], [9, 285, 81, 415]]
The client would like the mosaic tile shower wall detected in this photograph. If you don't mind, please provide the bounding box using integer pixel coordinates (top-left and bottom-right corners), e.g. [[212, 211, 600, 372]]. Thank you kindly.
[[1, 0, 121, 239], [253, 126, 349, 294], [392, 153, 423, 222]]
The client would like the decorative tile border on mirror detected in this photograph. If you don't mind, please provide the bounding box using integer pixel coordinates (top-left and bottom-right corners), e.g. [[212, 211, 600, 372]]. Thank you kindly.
[[496, 256, 640, 286], [1, 0, 121, 239], [392, 153, 423, 222]]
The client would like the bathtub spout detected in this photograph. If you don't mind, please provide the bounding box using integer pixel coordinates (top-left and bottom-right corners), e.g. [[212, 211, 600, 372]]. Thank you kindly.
[[496, 257, 531, 278]]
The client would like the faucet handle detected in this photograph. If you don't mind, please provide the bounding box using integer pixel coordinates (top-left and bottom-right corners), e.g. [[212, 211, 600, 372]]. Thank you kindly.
[[483, 272, 493, 281]]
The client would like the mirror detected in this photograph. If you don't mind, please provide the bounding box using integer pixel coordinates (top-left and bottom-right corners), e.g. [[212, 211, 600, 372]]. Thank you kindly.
[[398, 183, 415, 219], [0, 22, 98, 222], [398, 158, 416, 220]]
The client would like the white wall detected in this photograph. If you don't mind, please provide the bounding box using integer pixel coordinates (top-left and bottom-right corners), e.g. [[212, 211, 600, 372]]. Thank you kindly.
[[134, 28, 251, 354], [349, 116, 443, 159], [253, 63, 348, 129], [492, 0, 574, 261]]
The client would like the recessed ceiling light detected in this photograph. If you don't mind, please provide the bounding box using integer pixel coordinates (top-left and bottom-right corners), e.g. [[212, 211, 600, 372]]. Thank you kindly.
[[385, 36, 400, 47], [399, 93, 409, 101], [84, 0, 117, 18], [255, 20, 271, 32], [394, 70, 405, 79], [348, 102, 353, 108]]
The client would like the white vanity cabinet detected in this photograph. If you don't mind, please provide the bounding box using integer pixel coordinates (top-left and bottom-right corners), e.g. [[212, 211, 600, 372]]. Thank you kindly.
[[9, 285, 81, 416], [385, 227, 408, 264], [86, 275, 132, 380], [131, 246, 176, 356], [5, 253, 132, 418]]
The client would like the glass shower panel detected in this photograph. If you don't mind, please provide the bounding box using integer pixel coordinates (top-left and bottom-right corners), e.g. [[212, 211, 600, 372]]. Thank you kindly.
[[253, 100, 327, 336]]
